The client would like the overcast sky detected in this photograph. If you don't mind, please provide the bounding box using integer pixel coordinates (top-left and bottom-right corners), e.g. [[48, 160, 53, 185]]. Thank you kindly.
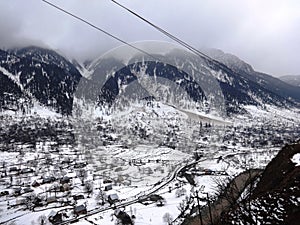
[[0, 0, 299, 77]]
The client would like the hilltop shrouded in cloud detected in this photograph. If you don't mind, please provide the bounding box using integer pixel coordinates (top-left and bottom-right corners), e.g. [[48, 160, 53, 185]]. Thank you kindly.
[[0, 0, 299, 76]]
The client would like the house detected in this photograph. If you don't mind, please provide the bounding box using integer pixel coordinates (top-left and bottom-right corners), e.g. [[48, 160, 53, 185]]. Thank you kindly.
[[60, 176, 71, 184], [104, 184, 113, 191], [74, 205, 87, 215], [48, 210, 62, 224], [103, 179, 113, 184], [203, 169, 214, 175], [32, 180, 41, 187], [143, 194, 166, 207], [108, 193, 119, 205], [15, 197, 26, 206], [148, 194, 164, 202], [9, 166, 19, 173], [23, 187, 33, 194], [47, 196, 57, 204], [74, 162, 86, 168], [42, 176, 55, 184], [61, 183, 70, 192], [73, 195, 84, 201], [33, 196, 43, 207], [21, 168, 34, 174], [13, 187, 22, 196]]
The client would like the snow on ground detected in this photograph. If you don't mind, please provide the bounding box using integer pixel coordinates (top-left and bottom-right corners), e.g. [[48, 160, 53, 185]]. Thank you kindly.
[[114, 145, 189, 161], [0, 102, 60, 118], [29, 103, 61, 118], [0, 101, 299, 225], [243, 104, 300, 125], [291, 153, 300, 166]]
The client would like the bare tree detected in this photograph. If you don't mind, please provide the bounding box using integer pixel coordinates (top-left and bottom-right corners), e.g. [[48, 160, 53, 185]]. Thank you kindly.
[[162, 212, 173, 225], [96, 190, 107, 205], [213, 175, 238, 206], [78, 169, 87, 185], [50, 183, 60, 198], [177, 195, 195, 219], [25, 193, 37, 211], [85, 181, 93, 197], [175, 188, 187, 198], [213, 169, 261, 224], [37, 215, 47, 225]]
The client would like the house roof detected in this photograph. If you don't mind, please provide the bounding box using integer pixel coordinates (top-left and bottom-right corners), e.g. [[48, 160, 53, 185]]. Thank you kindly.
[[74, 204, 86, 212], [108, 193, 119, 200]]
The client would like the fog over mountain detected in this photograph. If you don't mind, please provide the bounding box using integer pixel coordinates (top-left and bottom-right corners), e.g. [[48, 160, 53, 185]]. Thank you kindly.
[[280, 75, 300, 87], [1, 45, 299, 116], [0, 0, 299, 77]]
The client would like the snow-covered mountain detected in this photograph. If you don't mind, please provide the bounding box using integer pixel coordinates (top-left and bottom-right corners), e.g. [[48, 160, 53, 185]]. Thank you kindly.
[[0, 46, 299, 116], [0, 47, 83, 114], [203, 48, 300, 104], [280, 75, 300, 87], [201, 48, 255, 74], [85, 45, 299, 115]]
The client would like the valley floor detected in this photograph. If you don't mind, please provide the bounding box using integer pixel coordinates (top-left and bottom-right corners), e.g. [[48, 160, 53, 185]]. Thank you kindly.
[[0, 103, 299, 225]]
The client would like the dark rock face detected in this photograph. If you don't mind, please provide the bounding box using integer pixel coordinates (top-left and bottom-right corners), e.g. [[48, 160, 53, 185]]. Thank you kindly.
[[253, 143, 300, 197], [220, 142, 300, 225]]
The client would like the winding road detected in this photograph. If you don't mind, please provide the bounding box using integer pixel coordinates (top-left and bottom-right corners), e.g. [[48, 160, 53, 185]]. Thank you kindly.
[[56, 158, 203, 225]]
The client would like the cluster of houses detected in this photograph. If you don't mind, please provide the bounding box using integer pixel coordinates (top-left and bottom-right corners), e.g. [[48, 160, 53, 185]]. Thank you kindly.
[[0, 118, 126, 224], [0, 106, 299, 224], [1, 163, 123, 224]]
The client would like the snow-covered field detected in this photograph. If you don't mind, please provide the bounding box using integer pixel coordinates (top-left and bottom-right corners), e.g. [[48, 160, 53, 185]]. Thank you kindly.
[[0, 103, 299, 225]]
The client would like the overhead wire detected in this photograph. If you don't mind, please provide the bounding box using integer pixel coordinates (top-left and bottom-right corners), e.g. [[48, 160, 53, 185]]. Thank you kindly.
[[41, 0, 233, 73], [110, 0, 233, 72], [110, 0, 206, 57], [41, 0, 159, 61]]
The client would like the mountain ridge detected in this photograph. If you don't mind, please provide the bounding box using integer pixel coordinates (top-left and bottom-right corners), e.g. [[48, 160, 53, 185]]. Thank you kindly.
[[0, 46, 299, 116], [0, 46, 83, 114], [280, 75, 300, 87], [202, 48, 300, 103]]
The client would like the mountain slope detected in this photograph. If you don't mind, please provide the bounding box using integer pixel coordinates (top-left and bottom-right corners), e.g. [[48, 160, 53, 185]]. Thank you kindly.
[[87, 46, 296, 115], [0, 69, 30, 112], [203, 48, 300, 104], [97, 61, 206, 107], [0, 47, 83, 114], [220, 142, 300, 225], [0, 45, 299, 116], [280, 75, 300, 87]]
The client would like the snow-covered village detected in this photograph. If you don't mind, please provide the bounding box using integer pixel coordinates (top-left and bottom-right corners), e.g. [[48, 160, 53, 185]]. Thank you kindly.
[[1, 1, 300, 225], [0, 101, 299, 225]]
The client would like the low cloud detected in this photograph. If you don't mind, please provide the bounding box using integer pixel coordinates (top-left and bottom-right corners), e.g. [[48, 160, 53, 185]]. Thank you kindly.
[[0, 0, 299, 76]]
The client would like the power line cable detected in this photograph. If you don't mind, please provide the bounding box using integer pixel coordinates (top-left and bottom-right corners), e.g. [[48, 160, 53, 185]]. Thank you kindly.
[[110, 0, 206, 57], [110, 0, 233, 72], [41, 0, 159, 61], [110, 1, 210, 57], [42, 0, 233, 75]]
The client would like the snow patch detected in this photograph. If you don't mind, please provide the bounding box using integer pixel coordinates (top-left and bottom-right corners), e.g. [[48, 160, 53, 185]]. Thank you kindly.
[[0, 66, 22, 90], [291, 153, 300, 166]]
